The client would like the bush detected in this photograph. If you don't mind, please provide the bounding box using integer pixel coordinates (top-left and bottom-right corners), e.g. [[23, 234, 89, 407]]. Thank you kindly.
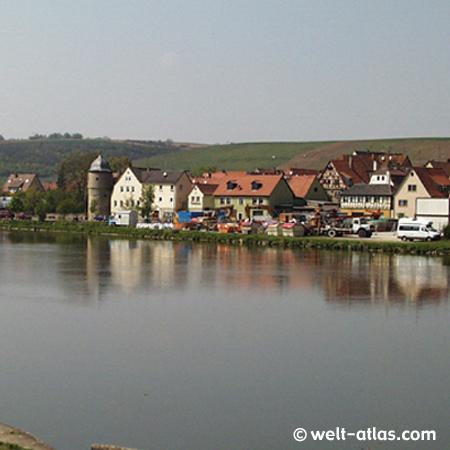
[[443, 223, 450, 240]]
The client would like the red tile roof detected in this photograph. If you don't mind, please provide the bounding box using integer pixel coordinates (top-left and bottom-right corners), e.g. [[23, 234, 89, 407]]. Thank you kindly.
[[287, 175, 317, 198], [414, 167, 450, 198], [214, 173, 286, 197]]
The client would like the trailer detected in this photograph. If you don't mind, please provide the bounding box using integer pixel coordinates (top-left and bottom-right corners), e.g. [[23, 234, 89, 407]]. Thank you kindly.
[[415, 198, 450, 231], [109, 210, 138, 227]]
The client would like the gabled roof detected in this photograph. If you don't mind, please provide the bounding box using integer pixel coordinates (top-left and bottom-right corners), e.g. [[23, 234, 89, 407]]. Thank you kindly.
[[190, 182, 218, 195], [214, 173, 287, 197], [410, 167, 450, 198], [342, 183, 394, 196], [328, 159, 370, 185], [286, 168, 319, 176], [130, 167, 188, 184], [426, 160, 450, 178], [287, 175, 317, 198], [4, 173, 43, 192], [200, 171, 248, 182]]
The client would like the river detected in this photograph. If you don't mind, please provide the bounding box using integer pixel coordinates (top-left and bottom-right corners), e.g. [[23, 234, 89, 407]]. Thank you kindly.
[[0, 231, 449, 450]]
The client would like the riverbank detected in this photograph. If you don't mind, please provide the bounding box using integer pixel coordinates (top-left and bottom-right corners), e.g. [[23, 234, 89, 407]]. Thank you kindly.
[[1, 220, 450, 256], [0, 423, 56, 450]]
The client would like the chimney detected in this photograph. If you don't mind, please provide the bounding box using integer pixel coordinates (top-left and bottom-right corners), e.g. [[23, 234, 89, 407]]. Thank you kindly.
[[349, 156, 353, 170]]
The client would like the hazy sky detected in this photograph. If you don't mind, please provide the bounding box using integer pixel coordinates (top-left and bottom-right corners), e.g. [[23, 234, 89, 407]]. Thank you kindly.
[[1, 1, 449, 143]]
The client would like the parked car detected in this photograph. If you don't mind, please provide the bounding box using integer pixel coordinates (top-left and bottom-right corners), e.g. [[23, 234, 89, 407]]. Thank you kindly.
[[0, 210, 15, 219], [94, 215, 108, 221], [15, 213, 33, 220]]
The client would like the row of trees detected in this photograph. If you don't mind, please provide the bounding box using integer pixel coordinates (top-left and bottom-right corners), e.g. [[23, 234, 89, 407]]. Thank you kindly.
[[29, 132, 84, 140]]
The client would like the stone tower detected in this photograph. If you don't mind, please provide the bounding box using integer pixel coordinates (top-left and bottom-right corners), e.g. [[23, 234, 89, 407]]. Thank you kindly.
[[87, 155, 113, 221]]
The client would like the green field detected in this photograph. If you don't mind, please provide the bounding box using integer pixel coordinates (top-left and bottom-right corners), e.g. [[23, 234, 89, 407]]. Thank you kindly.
[[134, 137, 450, 172], [1, 137, 450, 182]]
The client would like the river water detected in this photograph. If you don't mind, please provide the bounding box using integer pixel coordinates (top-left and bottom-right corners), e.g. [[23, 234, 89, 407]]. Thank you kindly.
[[0, 231, 449, 450]]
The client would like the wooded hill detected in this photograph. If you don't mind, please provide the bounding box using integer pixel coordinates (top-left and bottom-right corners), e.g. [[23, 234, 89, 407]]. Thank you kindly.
[[1, 137, 449, 182], [0, 138, 183, 182]]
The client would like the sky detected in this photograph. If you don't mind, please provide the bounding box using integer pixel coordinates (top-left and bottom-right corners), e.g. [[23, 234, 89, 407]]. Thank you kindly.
[[1, 0, 450, 144]]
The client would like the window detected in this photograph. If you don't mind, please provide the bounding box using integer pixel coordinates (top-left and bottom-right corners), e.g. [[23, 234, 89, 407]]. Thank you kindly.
[[120, 200, 123, 206], [408, 185, 417, 192], [258, 198, 264, 205], [131, 186, 135, 192], [399, 200, 408, 207], [114, 200, 117, 207], [120, 186, 124, 192], [170, 197, 173, 203], [126, 186, 129, 192], [220, 198, 225, 205], [170, 185, 174, 191], [159, 185, 163, 190], [159, 197, 162, 202], [239, 198, 244, 205], [226, 198, 231, 205]]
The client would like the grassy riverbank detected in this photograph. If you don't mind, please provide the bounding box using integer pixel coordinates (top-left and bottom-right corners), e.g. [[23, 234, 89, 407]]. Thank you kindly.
[[1, 220, 450, 256]]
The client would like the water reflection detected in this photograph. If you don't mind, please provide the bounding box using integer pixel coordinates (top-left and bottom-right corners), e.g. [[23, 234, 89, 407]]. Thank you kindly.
[[2, 232, 449, 307], [86, 235, 450, 307], [318, 252, 450, 306]]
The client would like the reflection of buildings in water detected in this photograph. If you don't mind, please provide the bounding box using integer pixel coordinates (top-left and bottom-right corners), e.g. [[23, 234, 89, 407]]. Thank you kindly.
[[86, 237, 112, 301], [392, 255, 449, 303], [321, 251, 449, 306], [212, 245, 316, 293]]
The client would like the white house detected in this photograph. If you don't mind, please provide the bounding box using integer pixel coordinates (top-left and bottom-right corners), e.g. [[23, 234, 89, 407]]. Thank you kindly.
[[187, 182, 218, 212], [111, 167, 191, 219]]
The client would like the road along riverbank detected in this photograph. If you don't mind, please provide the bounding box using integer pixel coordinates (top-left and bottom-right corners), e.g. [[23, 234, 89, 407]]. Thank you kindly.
[[0, 220, 449, 256]]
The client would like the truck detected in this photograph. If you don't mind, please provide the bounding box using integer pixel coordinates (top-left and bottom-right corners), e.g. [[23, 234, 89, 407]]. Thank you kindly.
[[310, 208, 374, 238], [109, 210, 138, 227], [396, 218, 441, 242]]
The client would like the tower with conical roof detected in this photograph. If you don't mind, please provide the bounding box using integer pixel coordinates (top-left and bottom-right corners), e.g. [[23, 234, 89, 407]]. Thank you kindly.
[[87, 155, 113, 221]]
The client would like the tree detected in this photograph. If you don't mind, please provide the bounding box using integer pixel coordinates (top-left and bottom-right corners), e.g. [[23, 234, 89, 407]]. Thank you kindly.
[[190, 165, 217, 178], [24, 188, 44, 215], [108, 156, 132, 173], [138, 184, 155, 219], [89, 198, 98, 215], [8, 192, 26, 213]]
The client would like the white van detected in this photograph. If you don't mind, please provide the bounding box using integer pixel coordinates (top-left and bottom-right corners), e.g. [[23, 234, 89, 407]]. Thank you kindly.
[[397, 218, 441, 242]]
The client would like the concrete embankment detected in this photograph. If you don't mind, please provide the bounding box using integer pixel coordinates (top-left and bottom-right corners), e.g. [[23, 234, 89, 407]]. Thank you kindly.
[[0, 423, 56, 450]]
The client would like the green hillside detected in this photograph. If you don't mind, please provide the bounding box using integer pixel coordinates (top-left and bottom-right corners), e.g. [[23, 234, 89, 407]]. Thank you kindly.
[[1, 137, 449, 184], [135, 138, 450, 172], [0, 138, 181, 181]]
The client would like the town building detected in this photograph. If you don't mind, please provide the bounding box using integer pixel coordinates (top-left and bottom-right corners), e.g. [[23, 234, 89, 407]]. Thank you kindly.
[[394, 167, 450, 218], [285, 172, 329, 203], [87, 155, 114, 221], [110, 166, 191, 220], [3, 173, 44, 193], [318, 151, 412, 202], [188, 182, 218, 212], [213, 173, 294, 220]]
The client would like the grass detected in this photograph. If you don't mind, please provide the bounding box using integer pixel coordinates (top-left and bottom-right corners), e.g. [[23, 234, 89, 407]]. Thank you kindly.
[[0, 443, 28, 450], [1, 220, 450, 256]]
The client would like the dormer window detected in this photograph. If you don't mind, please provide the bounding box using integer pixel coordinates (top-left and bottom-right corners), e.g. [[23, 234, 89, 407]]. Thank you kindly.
[[227, 181, 238, 190], [251, 181, 262, 190]]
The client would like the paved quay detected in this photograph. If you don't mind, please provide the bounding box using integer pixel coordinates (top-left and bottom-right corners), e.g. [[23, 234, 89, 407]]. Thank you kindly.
[[0, 423, 56, 450]]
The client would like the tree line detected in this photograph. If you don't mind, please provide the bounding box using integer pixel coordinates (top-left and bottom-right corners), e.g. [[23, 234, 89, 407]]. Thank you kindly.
[[2, 152, 132, 220]]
